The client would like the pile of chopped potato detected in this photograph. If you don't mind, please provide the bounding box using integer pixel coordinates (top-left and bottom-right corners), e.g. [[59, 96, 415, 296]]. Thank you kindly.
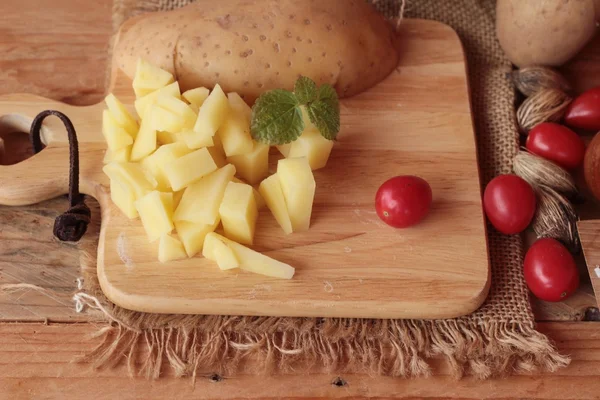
[[101, 59, 334, 279]]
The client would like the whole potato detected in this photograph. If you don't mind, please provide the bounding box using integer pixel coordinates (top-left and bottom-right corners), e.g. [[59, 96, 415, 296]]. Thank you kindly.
[[116, 0, 399, 102], [496, 0, 597, 67]]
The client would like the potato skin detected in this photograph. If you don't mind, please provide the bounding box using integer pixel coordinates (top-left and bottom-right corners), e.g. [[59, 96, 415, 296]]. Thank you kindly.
[[116, 0, 398, 101], [496, 0, 597, 67]]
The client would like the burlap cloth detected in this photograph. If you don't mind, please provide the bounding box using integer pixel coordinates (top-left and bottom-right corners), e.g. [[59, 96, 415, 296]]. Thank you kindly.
[[75, 0, 570, 379]]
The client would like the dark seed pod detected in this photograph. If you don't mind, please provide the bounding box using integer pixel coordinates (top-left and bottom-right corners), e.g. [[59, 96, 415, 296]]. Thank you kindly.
[[511, 66, 572, 97]]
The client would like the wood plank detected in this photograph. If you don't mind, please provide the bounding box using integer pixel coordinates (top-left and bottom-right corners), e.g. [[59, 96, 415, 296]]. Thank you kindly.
[[0, 0, 111, 323], [0, 322, 599, 399], [0, 196, 101, 322], [0, 0, 112, 106]]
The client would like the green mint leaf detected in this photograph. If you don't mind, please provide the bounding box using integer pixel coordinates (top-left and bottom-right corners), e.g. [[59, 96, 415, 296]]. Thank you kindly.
[[306, 84, 340, 140], [294, 76, 317, 105], [250, 89, 304, 145]]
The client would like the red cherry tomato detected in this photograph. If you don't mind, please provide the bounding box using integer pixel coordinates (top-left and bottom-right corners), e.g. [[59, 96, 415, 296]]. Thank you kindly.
[[526, 122, 586, 169], [483, 175, 536, 235], [375, 176, 432, 228], [564, 86, 600, 131], [524, 238, 579, 302]]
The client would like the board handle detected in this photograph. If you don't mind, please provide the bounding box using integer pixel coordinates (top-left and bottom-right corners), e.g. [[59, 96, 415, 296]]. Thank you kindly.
[[0, 94, 106, 206]]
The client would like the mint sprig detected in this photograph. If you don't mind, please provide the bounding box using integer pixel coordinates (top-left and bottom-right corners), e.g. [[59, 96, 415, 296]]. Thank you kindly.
[[306, 84, 340, 140], [250, 90, 303, 145], [251, 76, 340, 145], [294, 76, 317, 105]]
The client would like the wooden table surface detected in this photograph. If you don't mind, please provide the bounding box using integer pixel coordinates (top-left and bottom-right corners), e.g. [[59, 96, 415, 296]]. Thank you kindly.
[[1, 0, 600, 398]]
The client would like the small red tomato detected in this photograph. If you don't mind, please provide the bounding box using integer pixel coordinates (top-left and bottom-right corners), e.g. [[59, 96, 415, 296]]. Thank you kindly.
[[524, 238, 579, 302], [375, 176, 432, 228], [483, 175, 536, 235], [526, 122, 586, 169], [564, 86, 600, 131]]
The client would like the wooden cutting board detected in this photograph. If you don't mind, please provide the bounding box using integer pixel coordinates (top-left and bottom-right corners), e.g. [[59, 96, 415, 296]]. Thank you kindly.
[[0, 19, 489, 319]]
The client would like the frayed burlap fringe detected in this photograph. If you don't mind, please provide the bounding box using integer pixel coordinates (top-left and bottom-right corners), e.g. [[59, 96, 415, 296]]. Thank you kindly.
[[77, 0, 570, 379], [77, 319, 569, 380]]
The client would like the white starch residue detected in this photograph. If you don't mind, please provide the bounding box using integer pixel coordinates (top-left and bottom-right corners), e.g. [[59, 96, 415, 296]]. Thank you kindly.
[[117, 232, 135, 269]]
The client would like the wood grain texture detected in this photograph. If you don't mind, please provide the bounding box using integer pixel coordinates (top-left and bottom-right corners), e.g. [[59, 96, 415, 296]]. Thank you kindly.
[[578, 220, 600, 310], [0, 0, 598, 323], [0, 0, 111, 106], [1, 18, 490, 319], [1, 322, 600, 399]]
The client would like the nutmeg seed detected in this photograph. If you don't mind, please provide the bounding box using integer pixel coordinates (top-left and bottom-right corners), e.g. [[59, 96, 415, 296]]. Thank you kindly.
[[531, 184, 579, 252], [516, 89, 572, 133], [513, 150, 578, 198], [511, 66, 572, 97]]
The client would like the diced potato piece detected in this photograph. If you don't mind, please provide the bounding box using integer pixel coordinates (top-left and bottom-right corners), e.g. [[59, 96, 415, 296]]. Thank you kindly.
[[130, 113, 157, 161], [164, 147, 217, 191], [215, 245, 239, 270], [275, 107, 320, 157], [103, 146, 131, 164], [276, 143, 291, 158], [232, 177, 265, 209], [174, 219, 219, 257], [210, 233, 295, 279], [183, 87, 210, 109], [207, 135, 227, 168], [226, 141, 269, 185], [105, 93, 139, 137], [109, 177, 138, 219], [134, 191, 174, 242], [202, 233, 239, 270], [278, 130, 334, 170], [219, 182, 258, 245], [132, 59, 174, 98], [141, 142, 192, 190], [174, 164, 236, 224], [135, 81, 181, 118], [253, 187, 266, 210], [217, 97, 254, 157], [277, 157, 315, 232], [148, 105, 185, 134], [181, 128, 214, 149], [299, 133, 334, 169], [102, 110, 133, 152], [157, 130, 179, 145], [227, 92, 252, 123], [103, 162, 157, 199], [173, 189, 184, 210], [258, 174, 293, 234], [156, 95, 197, 131], [192, 84, 229, 145], [202, 231, 221, 259], [232, 177, 263, 207], [158, 234, 188, 263]]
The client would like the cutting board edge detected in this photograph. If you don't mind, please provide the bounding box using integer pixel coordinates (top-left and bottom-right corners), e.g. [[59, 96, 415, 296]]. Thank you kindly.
[[97, 263, 491, 320]]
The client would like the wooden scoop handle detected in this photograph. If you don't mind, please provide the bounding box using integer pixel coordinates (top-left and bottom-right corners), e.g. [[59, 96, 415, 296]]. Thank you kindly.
[[0, 94, 107, 206]]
